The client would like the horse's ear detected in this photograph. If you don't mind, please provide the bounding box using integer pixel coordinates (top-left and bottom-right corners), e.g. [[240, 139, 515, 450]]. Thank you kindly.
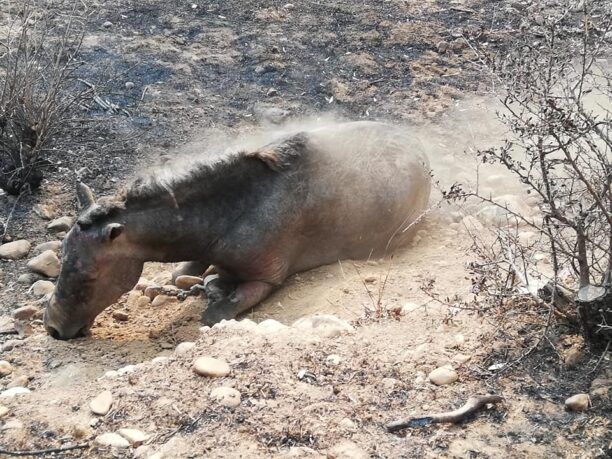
[[246, 133, 307, 171], [76, 182, 95, 209], [103, 223, 124, 242]]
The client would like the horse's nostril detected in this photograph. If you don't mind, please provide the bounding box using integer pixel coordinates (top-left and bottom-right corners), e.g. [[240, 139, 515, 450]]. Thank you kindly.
[[46, 325, 62, 340]]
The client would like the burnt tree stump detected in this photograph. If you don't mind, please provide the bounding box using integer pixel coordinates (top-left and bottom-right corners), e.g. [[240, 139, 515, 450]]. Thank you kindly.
[[576, 284, 612, 350]]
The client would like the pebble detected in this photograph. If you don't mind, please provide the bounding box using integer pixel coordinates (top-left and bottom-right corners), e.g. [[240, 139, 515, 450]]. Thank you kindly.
[[175, 342, 195, 355], [47, 216, 73, 233], [428, 367, 459, 385], [102, 21, 114, 29], [401, 302, 420, 314], [267, 87, 279, 97], [364, 276, 377, 283], [137, 296, 151, 307], [193, 357, 231, 377], [95, 432, 130, 448], [2, 419, 23, 430], [0, 360, 13, 376], [134, 278, 153, 291], [328, 440, 368, 459], [210, 386, 241, 408], [17, 273, 44, 285], [564, 346, 583, 368], [292, 315, 354, 338], [0, 240, 31, 259], [12, 305, 39, 321], [90, 390, 113, 415], [112, 310, 130, 322], [7, 375, 28, 388], [151, 356, 169, 364], [33, 240, 62, 254], [118, 428, 148, 446], [257, 319, 288, 333], [151, 294, 171, 307], [125, 81, 135, 89], [0, 405, 8, 418], [0, 387, 31, 398], [453, 353, 472, 364], [27, 250, 61, 277], [590, 377, 611, 399], [565, 393, 589, 411], [325, 354, 342, 366], [174, 275, 202, 290], [30, 280, 55, 297], [338, 417, 357, 432], [144, 285, 163, 300]]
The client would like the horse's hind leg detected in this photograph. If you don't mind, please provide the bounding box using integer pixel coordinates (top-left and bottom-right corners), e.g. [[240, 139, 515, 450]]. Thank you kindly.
[[201, 281, 274, 326]]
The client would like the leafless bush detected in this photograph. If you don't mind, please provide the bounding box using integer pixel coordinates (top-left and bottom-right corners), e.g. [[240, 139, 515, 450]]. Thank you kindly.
[[465, 1, 611, 349], [0, 1, 93, 195]]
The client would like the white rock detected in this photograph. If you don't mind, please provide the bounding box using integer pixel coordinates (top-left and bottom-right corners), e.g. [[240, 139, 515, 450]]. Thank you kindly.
[[453, 353, 472, 364], [152, 356, 169, 364], [338, 417, 357, 431], [565, 393, 589, 411], [175, 342, 195, 355], [151, 294, 171, 307], [0, 405, 8, 417], [401, 302, 420, 314], [118, 428, 149, 446], [292, 315, 354, 338], [95, 432, 130, 448], [209, 386, 241, 408], [47, 216, 73, 233], [257, 319, 288, 333], [1, 419, 23, 430], [117, 365, 137, 375], [428, 367, 458, 385], [0, 360, 13, 376], [103, 370, 119, 379], [0, 240, 31, 260], [193, 357, 230, 377], [325, 354, 342, 366], [90, 390, 113, 415], [30, 280, 55, 297], [0, 387, 31, 398], [27, 250, 61, 277]]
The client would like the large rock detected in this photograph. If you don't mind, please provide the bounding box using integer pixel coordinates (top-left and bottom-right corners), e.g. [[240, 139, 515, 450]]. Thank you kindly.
[[27, 250, 61, 277], [47, 216, 73, 233], [33, 240, 62, 254], [565, 393, 589, 411], [193, 357, 231, 377], [0, 240, 31, 260]]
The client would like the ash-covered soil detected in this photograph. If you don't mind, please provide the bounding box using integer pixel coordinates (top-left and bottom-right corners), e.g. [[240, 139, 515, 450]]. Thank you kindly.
[[1, 0, 610, 458]]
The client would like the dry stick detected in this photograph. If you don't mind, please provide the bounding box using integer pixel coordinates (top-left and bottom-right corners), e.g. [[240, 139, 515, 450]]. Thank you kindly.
[[387, 395, 504, 432], [0, 443, 88, 457]]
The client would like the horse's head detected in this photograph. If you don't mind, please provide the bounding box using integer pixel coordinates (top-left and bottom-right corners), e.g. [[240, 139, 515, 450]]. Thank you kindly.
[[44, 183, 143, 340]]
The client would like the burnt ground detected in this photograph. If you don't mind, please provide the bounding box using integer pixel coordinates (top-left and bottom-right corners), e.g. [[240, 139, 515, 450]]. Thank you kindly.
[[1, 0, 611, 458]]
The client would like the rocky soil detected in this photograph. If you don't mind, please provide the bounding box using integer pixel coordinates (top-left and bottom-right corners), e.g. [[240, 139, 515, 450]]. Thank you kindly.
[[1, 0, 610, 458]]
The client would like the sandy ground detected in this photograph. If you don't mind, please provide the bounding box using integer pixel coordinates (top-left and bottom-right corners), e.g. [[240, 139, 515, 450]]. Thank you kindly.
[[1, 0, 610, 457]]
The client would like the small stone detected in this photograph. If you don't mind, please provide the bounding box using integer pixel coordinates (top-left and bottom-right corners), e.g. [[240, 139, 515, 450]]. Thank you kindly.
[[452, 334, 465, 348], [436, 40, 449, 53], [174, 275, 202, 290], [2, 419, 23, 430], [428, 367, 459, 385], [0, 360, 13, 377], [102, 21, 113, 29], [325, 354, 342, 366], [134, 278, 153, 291], [453, 353, 472, 364], [112, 310, 129, 322], [401, 302, 420, 314], [30, 280, 55, 297], [12, 305, 39, 321], [90, 390, 113, 415], [137, 296, 151, 307], [364, 276, 377, 283], [47, 216, 73, 233], [0, 240, 31, 260], [7, 375, 28, 388], [152, 356, 169, 364], [381, 377, 398, 392], [17, 273, 45, 285], [564, 346, 583, 368], [328, 440, 368, 459], [33, 204, 55, 220], [590, 377, 611, 399], [193, 357, 231, 377], [209, 386, 241, 408], [292, 315, 354, 338], [565, 393, 589, 411], [33, 240, 62, 254], [95, 432, 130, 448], [338, 417, 357, 432], [257, 319, 288, 333], [125, 81, 135, 89], [267, 87, 278, 97], [0, 387, 30, 398], [144, 285, 163, 299], [27, 250, 61, 277], [118, 428, 148, 446], [175, 342, 196, 355], [0, 405, 8, 418], [151, 294, 171, 307]]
